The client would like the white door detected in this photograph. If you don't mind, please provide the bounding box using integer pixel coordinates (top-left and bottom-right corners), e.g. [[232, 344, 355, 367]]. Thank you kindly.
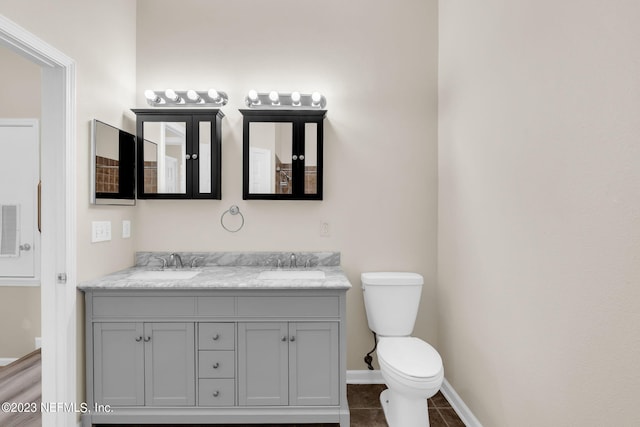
[[0, 119, 39, 280], [249, 147, 272, 193]]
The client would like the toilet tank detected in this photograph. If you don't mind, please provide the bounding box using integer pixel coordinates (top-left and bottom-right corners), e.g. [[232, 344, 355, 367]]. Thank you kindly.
[[361, 272, 423, 336]]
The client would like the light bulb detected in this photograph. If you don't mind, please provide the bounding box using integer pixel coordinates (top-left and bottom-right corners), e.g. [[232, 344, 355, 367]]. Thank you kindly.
[[291, 91, 301, 105], [269, 91, 279, 104], [165, 89, 181, 102], [144, 90, 157, 100], [311, 91, 322, 106], [247, 89, 260, 105], [187, 90, 199, 101], [208, 89, 221, 103]]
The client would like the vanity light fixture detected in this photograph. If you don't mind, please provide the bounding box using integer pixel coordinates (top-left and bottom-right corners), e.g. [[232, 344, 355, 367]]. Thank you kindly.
[[144, 89, 229, 107], [244, 90, 326, 109]]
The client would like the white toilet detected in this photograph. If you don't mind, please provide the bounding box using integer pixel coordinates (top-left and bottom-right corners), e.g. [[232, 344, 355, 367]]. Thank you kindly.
[[362, 272, 444, 427]]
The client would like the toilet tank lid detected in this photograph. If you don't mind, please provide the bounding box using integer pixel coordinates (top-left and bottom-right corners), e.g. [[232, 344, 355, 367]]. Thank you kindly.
[[361, 272, 423, 286]]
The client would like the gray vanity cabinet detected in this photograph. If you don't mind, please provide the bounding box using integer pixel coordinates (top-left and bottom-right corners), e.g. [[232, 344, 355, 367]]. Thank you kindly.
[[93, 322, 195, 407], [82, 289, 349, 427], [238, 322, 339, 406]]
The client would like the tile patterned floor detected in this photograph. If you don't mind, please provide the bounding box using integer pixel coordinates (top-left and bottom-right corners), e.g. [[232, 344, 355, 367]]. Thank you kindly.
[[96, 384, 466, 426], [348, 384, 465, 427]]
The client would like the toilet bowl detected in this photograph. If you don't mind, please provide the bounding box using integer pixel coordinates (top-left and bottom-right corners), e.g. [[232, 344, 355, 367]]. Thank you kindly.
[[361, 272, 444, 427], [377, 337, 444, 427]]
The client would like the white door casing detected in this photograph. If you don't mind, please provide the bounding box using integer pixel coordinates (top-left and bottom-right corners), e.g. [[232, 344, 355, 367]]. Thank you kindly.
[[0, 14, 77, 427]]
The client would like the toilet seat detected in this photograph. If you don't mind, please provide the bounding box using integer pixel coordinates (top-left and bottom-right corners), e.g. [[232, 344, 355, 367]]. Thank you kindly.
[[377, 337, 443, 381]]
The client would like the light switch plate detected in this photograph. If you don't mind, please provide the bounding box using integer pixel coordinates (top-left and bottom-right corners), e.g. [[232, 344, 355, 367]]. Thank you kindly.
[[122, 220, 131, 238], [91, 221, 112, 243]]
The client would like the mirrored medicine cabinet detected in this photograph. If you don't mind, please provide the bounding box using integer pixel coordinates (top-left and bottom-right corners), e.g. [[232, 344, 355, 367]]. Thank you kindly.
[[132, 109, 224, 199], [240, 109, 326, 200], [90, 119, 136, 206]]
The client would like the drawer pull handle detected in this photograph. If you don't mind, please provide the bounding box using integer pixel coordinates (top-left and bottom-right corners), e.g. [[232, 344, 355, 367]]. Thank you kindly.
[[281, 336, 287, 342], [213, 391, 220, 397], [135, 336, 142, 342], [213, 363, 219, 369], [212, 334, 220, 340], [290, 336, 296, 342], [144, 336, 151, 342]]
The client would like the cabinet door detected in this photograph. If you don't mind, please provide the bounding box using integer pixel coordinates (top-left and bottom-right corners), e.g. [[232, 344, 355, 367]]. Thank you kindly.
[[238, 322, 288, 405], [93, 323, 144, 406], [289, 322, 339, 406], [144, 323, 195, 406]]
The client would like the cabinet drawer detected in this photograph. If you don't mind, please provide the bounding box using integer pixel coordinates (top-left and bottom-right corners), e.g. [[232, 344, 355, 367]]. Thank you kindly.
[[198, 323, 235, 350], [198, 351, 235, 378], [93, 296, 196, 318], [198, 379, 235, 406], [237, 296, 339, 318]]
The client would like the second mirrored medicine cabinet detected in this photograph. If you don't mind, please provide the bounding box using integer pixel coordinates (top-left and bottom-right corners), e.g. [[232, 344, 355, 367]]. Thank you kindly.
[[240, 109, 327, 200]]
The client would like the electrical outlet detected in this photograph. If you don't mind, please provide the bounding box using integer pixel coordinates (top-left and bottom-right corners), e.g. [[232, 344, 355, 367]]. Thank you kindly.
[[122, 220, 131, 238], [91, 221, 112, 243], [320, 221, 330, 237]]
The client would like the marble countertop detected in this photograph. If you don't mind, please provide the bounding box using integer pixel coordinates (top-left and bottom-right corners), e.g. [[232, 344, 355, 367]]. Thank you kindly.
[[78, 265, 352, 291]]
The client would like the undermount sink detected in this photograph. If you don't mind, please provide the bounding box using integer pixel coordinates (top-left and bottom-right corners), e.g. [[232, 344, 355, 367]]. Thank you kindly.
[[257, 270, 326, 280], [128, 270, 201, 280]]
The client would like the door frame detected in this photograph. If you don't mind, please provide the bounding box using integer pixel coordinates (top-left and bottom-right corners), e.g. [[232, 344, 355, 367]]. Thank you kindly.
[[0, 14, 77, 427]]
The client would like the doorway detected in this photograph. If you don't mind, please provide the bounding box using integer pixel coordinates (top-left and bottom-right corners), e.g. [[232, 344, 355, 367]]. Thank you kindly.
[[0, 14, 77, 427]]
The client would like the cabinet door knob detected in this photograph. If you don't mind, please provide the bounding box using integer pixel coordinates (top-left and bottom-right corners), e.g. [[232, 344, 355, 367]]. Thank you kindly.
[[186, 154, 191, 160], [299, 154, 305, 161], [135, 336, 142, 342], [144, 336, 151, 342], [212, 334, 220, 340], [213, 391, 220, 397], [212, 363, 219, 369], [290, 336, 296, 342], [192, 153, 198, 160], [292, 155, 298, 161]]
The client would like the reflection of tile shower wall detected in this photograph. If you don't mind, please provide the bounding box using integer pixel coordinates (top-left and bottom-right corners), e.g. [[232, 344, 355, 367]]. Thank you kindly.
[[95, 156, 119, 193], [276, 156, 292, 195], [275, 158, 317, 195], [305, 166, 317, 194], [144, 161, 158, 193]]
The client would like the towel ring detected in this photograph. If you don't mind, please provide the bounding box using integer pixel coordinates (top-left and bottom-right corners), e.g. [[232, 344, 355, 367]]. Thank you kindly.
[[221, 205, 244, 232]]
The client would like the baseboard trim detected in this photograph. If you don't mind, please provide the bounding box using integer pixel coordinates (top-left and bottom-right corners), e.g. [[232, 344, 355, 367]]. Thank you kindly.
[[441, 378, 483, 427], [0, 357, 18, 366], [346, 369, 384, 384], [347, 370, 482, 427]]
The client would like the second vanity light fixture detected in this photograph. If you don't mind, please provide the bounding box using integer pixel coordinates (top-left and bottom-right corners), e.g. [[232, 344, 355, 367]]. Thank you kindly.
[[245, 90, 326, 109], [144, 89, 229, 107]]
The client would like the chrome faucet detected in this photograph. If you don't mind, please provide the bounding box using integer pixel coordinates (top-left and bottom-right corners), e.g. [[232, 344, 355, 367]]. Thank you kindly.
[[170, 253, 183, 269], [289, 253, 297, 269]]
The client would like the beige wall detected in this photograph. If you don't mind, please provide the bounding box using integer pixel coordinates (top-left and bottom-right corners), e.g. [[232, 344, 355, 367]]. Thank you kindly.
[[0, 0, 138, 280], [135, 0, 439, 369], [1, 0, 438, 371], [0, 47, 41, 358], [438, 1, 640, 426]]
